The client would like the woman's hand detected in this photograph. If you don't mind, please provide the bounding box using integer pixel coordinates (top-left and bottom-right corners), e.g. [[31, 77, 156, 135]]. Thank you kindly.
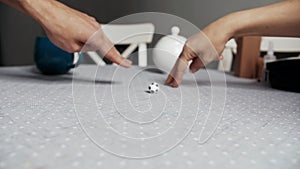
[[165, 20, 230, 87], [165, 0, 300, 87]]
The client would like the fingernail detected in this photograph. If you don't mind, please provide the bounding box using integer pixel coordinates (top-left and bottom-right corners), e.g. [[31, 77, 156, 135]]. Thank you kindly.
[[190, 68, 196, 73], [120, 59, 132, 68]]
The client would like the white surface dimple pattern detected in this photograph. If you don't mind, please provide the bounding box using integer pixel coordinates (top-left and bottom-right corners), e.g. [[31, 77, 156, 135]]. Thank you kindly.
[[0, 65, 299, 169]]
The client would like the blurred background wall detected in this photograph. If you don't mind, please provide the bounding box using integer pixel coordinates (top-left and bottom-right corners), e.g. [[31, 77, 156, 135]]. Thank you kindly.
[[0, 0, 280, 66]]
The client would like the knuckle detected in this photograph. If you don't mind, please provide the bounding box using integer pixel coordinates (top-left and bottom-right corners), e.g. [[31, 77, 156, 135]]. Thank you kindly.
[[67, 44, 82, 53], [90, 16, 97, 21]]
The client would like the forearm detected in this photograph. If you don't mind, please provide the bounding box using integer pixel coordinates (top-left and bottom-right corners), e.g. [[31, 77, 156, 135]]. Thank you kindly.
[[211, 0, 300, 40], [233, 0, 300, 37]]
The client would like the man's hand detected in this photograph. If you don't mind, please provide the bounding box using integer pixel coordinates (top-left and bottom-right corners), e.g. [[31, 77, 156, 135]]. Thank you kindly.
[[2, 0, 132, 67]]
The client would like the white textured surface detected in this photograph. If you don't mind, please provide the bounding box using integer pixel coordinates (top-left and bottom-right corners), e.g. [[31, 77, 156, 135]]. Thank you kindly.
[[0, 65, 299, 169]]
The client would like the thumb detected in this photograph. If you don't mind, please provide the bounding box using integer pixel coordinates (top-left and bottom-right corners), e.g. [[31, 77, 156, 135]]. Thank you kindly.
[[189, 57, 205, 73]]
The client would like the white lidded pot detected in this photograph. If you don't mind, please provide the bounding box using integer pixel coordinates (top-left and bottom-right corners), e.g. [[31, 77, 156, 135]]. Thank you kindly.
[[152, 26, 187, 74]]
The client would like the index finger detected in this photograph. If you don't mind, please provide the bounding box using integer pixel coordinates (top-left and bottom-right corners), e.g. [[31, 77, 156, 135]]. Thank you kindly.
[[105, 46, 132, 68], [99, 33, 132, 68], [165, 56, 189, 87], [84, 29, 132, 68]]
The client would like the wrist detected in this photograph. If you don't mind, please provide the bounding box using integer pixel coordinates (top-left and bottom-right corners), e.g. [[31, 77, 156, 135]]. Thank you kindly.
[[207, 10, 255, 40], [17, 0, 54, 26], [213, 13, 238, 40], [226, 11, 253, 38], [201, 14, 235, 52]]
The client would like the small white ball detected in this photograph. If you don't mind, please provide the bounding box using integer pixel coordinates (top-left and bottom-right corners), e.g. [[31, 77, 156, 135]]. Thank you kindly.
[[148, 82, 159, 93]]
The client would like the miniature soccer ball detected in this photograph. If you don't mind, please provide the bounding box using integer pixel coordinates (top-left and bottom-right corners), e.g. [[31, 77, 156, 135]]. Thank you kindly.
[[148, 82, 159, 93]]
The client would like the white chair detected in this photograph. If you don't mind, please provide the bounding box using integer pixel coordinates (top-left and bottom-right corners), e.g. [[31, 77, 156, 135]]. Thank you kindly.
[[86, 23, 155, 67], [218, 37, 300, 72], [218, 39, 236, 71]]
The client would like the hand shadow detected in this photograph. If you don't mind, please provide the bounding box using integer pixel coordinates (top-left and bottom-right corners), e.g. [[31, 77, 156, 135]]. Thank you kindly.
[[0, 66, 120, 85]]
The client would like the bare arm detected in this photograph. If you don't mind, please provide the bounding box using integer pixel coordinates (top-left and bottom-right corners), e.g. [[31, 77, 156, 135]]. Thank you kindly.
[[227, 0, 300, 38], [202, 0, 300, 55], [166, 0, 300, 87]]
